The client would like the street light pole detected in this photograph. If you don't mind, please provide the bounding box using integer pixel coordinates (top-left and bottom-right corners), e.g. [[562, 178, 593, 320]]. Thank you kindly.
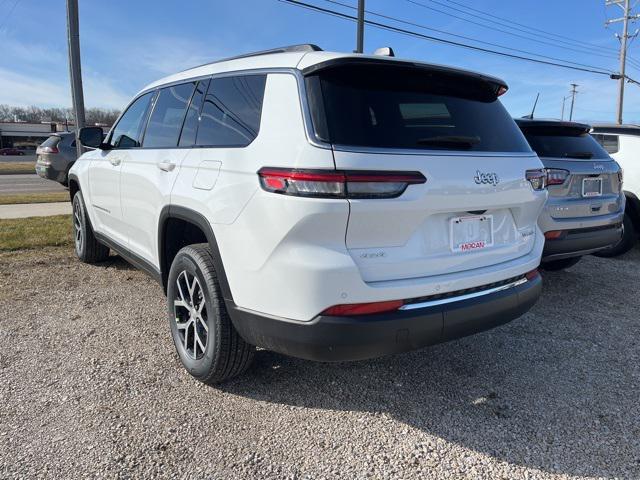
[[356, 0, 365, 53], [66, 0, 86, 158]]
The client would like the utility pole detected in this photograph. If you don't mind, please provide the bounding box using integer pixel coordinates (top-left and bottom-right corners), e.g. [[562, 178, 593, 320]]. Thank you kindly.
[[356, 0, 365, 53], [606, 0, 639, 124], [561, 96, 568, 120], [569, 84, 578, 121], [66, 0, 86, 157]]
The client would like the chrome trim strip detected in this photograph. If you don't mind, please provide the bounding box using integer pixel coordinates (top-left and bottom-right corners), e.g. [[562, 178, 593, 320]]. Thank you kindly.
[[398, 277, 528, 311]]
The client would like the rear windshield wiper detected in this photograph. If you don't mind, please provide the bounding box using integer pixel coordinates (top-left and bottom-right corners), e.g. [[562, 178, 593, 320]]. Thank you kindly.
[[416, 135, 480, 149], [563, 151, 593, 159]]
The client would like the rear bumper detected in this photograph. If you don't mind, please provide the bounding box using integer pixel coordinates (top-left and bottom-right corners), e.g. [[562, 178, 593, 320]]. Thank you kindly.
[[542, 223, 623, 261], [228, 273, 541, 362], [35, 163, 66, 183]]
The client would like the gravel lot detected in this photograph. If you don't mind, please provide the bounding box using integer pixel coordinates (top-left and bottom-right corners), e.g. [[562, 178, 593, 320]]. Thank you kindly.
[[1, 246, 639, 479]]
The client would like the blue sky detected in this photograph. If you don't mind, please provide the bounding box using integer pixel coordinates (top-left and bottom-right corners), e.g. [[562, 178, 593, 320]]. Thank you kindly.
[[1, 0, 639, 123]]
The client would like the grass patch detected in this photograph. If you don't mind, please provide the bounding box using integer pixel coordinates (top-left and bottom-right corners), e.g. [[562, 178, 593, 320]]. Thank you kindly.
[[0, 192, 69, 205], [0, 162, 35, 175], [0, 215, 72, 251]]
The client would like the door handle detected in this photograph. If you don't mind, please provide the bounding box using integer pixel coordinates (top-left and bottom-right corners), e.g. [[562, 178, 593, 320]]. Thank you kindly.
[[109, 157, 121, 166], [158, 161, 176, 172]]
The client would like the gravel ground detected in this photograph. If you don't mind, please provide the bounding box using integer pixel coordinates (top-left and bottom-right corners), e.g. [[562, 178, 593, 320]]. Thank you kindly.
[[0, 246, 639, 479]]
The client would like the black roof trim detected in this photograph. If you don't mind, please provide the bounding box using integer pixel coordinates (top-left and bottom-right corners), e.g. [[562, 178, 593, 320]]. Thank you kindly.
[[181, 44, 323, 72], [300, 57, 508, 94], [515, 118, 591, 134], [591, 125, 640, 136]]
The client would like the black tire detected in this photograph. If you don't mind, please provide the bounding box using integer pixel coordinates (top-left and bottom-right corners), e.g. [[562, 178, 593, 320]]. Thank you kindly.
[[72, 191, 110, 263], [593, 213, 636, 258], [167, 243, 254, 384], [540, 256, 582, 271]]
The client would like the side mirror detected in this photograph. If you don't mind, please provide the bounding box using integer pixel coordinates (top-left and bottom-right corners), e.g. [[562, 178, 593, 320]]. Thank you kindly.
[[79, 126, 109, 149]]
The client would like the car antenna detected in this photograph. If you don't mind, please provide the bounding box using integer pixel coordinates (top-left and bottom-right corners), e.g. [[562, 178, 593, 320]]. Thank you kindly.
[[522, 93, 540, 119]]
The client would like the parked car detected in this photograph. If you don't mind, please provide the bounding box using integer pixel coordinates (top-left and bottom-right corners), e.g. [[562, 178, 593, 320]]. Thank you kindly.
[[515, 118, 624, 270], [591, 124, 640, 256], [35, 132, 79, 186], [0, 147, 25, 156], [70, 44, 547, 384]]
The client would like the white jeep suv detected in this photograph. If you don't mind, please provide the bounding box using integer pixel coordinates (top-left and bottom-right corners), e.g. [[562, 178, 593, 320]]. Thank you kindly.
[[71, 45, 547, 384]]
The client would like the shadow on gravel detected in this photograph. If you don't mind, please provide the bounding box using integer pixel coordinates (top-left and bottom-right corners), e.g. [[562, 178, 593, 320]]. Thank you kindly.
[[221, 248, 640, 478]]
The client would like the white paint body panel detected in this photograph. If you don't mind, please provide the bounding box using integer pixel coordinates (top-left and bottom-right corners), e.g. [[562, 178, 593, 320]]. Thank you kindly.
[[606, 134, 640, 198], [71, 50, 547, 322]]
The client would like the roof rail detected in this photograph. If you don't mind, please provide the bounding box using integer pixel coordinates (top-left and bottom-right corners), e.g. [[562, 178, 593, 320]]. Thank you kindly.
[[182, 44, 323, 72]]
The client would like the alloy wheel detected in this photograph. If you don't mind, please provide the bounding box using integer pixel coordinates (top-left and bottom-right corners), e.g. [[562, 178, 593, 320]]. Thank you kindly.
[[173, 270, 208, 360], [73, 200, 83, 254]]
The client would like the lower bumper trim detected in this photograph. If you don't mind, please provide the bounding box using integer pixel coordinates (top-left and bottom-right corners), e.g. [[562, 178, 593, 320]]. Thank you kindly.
[[228, 274, 542, 362]]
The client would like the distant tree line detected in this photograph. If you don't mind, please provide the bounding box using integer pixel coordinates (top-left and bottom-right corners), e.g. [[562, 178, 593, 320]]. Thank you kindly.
[[0, 104, 120, 126]]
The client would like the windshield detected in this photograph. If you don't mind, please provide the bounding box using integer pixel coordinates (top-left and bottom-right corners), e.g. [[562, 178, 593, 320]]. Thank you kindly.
[[521, 127, 610, 160], [305, 63, 531, 152]]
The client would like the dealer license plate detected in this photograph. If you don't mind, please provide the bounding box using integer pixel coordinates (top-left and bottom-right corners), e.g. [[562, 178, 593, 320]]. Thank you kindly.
[[582, 177, 603, 197], [450, 215, 494, 252]]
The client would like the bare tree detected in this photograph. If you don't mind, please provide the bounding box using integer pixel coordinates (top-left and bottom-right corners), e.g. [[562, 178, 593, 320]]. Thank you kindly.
[[0, 104, 119, 126]]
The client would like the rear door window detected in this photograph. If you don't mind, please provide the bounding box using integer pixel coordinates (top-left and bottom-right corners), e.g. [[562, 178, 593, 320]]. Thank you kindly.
[[179, 79, 209, 147], [196, 74, 267, 147], [109, 92, 154, 148], [306, 63, 531, 152], [143, 82, 196, 148]]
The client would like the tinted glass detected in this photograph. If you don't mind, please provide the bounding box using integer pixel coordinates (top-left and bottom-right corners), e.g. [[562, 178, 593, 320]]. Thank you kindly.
[[41, 136, 61, 147], [592, 133, 620, 154], [179, 79, 209, 147], [521, 129, 610, 159], [144, 82, 196, 148], [110, 92, 154, 148], [307, 64, 530, 152], [196, 75, 267, 147]]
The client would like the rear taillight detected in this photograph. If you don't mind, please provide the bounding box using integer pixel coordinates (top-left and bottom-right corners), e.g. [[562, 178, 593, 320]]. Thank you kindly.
[[545, 168, 569, 186], [618, 168, 624, 189], [322, 299, 404, 316], [526, 169, 547, 191], [36, 146, 59, 154], [257, 168, 426, 199]]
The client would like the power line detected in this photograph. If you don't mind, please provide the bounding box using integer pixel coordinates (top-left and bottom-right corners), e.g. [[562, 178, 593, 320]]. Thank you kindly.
[[404, 0, 623, 62], [321, 0, 615, 74], [442, 0, 620, 55], [280, 0, 614, 76], [0, 0, 21, 31]]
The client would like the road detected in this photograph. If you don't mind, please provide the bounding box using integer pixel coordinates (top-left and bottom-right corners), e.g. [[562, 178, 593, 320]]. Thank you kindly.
[[1, 246, 639, 479], [0, 154, 37, 163], [0, 174, 67, 194]]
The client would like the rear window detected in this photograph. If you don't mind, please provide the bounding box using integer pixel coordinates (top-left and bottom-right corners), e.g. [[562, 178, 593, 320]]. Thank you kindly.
[[521, 127, 610, 159], [305, 64, 530, 152], [41, 136, 61, 148], [592, 133, 619, 154]]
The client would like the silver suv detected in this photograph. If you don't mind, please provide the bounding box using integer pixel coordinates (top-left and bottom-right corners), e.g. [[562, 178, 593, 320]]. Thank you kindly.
[[516, 118, 624, 270]]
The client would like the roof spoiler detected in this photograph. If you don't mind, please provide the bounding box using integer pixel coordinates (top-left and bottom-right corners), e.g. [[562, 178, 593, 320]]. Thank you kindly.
[[301, 57, 508, 97]]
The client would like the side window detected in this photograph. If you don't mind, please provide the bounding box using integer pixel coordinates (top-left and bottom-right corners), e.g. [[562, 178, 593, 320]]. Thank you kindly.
[[196, 74, 267, 147], [109, 92, 154, 148], [592, 134, 620, 154], [179, 79, 209, 147], [143, 82, 196, 148]]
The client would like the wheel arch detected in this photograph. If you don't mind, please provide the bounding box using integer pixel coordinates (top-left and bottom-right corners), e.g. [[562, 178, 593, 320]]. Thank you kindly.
[[158, 206, 233, 301], [624, 190, 640, 233], [68, 173, 80, 202]]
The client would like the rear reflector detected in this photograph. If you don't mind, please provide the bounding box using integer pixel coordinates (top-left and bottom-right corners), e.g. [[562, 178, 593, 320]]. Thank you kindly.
[[544, 230, 563, 240], [258, 168, 426, 199], [322, 300, 404, 316], [525, 269, 540, 281]]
